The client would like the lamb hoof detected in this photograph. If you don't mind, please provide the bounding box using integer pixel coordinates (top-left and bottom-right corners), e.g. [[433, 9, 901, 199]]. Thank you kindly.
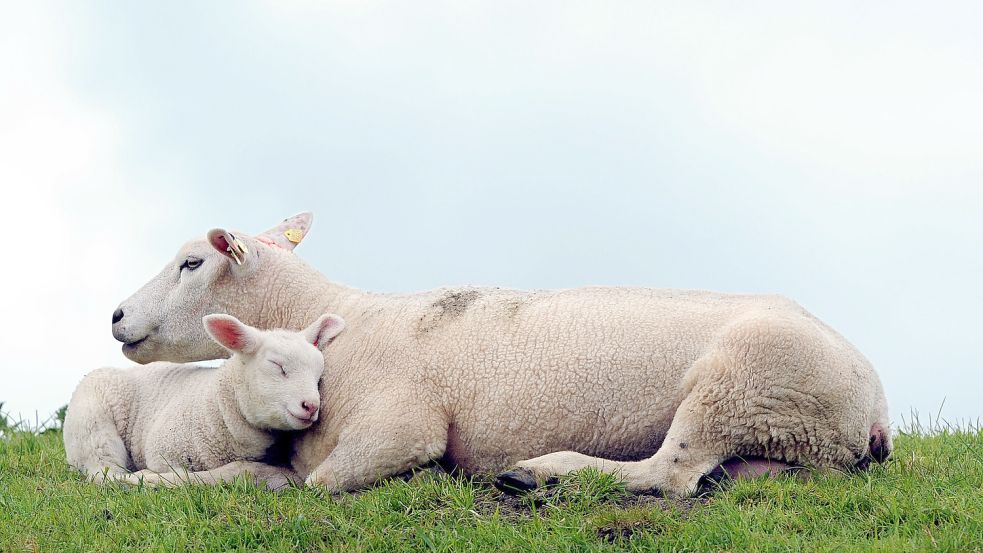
[[263, 473, 292, 493], [494, 468, 538, 494]]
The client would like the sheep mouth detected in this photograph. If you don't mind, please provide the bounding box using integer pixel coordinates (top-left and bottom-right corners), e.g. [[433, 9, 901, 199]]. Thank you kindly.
[[288, 412, 317, 427], [122, 336, 149, 350]]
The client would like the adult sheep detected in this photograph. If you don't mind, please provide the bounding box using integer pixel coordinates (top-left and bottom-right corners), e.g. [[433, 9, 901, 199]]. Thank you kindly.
[[111, 213, 892, 497]]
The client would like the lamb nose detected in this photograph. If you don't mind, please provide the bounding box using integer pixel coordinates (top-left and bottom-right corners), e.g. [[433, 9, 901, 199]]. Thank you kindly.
[[112, 308, 124, 324], [301, 401, 318, 416]]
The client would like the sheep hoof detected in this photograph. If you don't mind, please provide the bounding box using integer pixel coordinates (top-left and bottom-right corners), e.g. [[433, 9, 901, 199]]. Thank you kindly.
[[494, 468, 539, 494]]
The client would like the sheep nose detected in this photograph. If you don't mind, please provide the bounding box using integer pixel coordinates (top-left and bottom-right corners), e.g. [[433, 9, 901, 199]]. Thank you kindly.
[[301, 400, 319, 417], [112, 307, 124, 324]]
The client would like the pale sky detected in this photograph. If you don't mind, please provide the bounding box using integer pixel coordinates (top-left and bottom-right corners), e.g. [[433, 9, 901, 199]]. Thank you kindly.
[[1, 1, 981, 427]]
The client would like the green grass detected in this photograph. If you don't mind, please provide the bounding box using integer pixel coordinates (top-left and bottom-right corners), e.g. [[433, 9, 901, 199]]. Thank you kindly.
[[1, 405, 980, 552]]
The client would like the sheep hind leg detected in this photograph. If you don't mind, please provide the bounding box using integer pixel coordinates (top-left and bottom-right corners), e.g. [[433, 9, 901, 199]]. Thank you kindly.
[[496, 452, 797, 496], [497, 383, 798, 498], [496, 412, 732, 498], [495, 451, 643, 493], [63, 390, 135, 483]]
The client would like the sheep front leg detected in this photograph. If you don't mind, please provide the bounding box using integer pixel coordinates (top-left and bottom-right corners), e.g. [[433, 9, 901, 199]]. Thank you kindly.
[[304, 417, 447, 493], [123, 461, 300, 490]]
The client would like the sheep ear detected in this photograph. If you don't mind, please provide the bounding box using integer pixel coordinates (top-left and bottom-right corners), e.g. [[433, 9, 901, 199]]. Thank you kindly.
[[203, 314, 259, 354], [256, 212, 313, 251], [303, 314, 345, 350], [206, 228, 250, 266]]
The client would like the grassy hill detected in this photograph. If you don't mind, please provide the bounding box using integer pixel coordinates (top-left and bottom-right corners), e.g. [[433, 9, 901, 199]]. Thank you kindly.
[[1, 405, 980, 552]]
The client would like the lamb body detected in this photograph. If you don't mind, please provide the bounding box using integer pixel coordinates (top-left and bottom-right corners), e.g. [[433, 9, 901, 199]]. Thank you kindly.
[[64, 314, 343, 484]]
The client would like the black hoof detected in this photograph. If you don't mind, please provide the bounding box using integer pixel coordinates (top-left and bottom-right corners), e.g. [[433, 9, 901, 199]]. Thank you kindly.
[[494, 468, 539, 494]]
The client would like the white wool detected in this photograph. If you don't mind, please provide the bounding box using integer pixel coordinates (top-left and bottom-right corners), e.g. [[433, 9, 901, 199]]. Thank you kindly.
[[64, 313, 343, 485], [109, 212, 890, 497]]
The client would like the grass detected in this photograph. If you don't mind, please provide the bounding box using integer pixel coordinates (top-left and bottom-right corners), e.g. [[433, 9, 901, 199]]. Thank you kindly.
[[1, 404, 981, 552]]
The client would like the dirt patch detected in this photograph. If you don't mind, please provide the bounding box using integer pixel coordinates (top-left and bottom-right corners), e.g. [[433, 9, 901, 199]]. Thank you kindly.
[[474, 491, 540, 519], [499, 290, 547, 321], [416, 289, 481, 335], [597, 520, 654, 542], [472, 478, 708, 520], [503, 298, 525, 320], [384, 465, 708, 522], [434, 289, 481, 316]]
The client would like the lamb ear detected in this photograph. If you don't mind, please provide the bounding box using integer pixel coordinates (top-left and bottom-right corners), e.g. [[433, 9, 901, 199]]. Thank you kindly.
[[206, 228, 250, 266], [203, 314, 259, 354], [256, 212, 313, 251], [303, 314, 346, 349]]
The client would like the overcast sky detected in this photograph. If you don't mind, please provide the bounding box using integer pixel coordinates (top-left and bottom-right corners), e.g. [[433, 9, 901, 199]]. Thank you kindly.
[[1, 1, 981, 427]]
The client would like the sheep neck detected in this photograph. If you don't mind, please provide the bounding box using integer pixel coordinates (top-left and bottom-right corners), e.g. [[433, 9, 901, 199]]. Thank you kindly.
[[246, 250, 378, 332]]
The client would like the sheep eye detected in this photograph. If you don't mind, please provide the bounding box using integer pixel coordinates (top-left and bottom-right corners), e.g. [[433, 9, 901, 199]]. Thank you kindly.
[[272, 361, 287, 376], [181, 257, 203, 271]]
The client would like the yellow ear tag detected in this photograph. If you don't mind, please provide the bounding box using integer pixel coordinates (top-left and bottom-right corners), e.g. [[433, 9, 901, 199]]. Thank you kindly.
[[284, 228, 304, 244]]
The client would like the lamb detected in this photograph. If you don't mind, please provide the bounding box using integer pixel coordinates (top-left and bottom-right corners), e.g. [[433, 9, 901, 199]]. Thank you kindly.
[[109, 212, 892, 497], [64, 312, 345, 487]]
